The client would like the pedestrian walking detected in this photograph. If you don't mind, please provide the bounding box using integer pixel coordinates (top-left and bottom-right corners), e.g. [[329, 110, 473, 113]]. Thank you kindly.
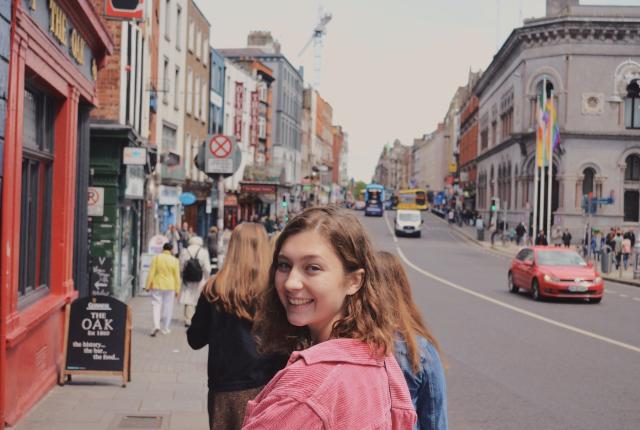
[[207, 226, 219, 274], [164, 224, 181, 256], [187, 223, 285, 430], [614, 232, 623, 269], [377, 251, 448, 430], [535, 229, 548, 246], [515, 222, 526, 246], [244, 206, 416, 429], [562, 229, 572, 248], [622, 234, 632, 270], [179, 221, 191, 250], [145, 242, 181, 336], [179, 236, 210, 327]]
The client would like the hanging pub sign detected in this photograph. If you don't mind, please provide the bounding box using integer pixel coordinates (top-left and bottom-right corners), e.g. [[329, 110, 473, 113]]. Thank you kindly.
[[60, 296, 132, 387]]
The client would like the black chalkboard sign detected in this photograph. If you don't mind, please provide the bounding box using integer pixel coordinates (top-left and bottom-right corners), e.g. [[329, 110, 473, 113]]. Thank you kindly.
[[90, 256, 113, 296], [60, 296, 132, 386]]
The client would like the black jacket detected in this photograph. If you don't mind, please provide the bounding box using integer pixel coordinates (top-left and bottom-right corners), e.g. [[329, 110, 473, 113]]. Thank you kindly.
[[187, 294, 286, 392]]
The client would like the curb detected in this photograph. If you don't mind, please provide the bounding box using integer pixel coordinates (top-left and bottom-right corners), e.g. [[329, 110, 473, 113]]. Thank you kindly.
[[602, 274, 640, 288]]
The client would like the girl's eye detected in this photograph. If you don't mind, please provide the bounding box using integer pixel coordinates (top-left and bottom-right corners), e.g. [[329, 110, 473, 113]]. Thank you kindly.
[[307, 265, 321, 273], [276, 261, 291, 271]]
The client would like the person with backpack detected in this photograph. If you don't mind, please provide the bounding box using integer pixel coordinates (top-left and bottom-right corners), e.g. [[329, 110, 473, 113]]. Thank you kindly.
[[179, 236, 211, 327]]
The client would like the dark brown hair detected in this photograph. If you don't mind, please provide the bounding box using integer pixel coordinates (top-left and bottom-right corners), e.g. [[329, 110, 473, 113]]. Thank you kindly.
[[203, 222, 271, 321], [253, 206, 397, 357], [376, 251, 443, 373]]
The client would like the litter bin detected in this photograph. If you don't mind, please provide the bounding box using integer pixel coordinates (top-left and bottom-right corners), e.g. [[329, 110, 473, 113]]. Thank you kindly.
[[633, 244, 640, 279], [600, 246, 611, 274], [477, 229, 485, 241]]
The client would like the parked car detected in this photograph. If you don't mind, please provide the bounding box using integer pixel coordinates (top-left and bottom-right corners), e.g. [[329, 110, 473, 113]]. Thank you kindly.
[[394, 210, 423, 238], [508, 246, 604, 303]]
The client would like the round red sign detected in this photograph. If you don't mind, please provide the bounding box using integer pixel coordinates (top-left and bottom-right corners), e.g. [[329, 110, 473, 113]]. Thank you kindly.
[[209, 134, 233, 159]]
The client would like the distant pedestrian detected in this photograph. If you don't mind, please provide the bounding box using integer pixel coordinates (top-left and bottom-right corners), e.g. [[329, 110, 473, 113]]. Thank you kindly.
[[535, 230, 548, 246], [377, 251, 448, 430], [164, 224, 180, 256], [179, 236, 210, 327], [145, 243, 181, 336], [614, 232, 623, 269], [206, 226, 218, 262], [515, 222, 526, 246], [179, 222, 191, 250], [244, 207, 416, 429], [622, 234, 632, 270], [187, 223, 285, 430], [562, 229, 572, 248], [447, 209, 454, 224]]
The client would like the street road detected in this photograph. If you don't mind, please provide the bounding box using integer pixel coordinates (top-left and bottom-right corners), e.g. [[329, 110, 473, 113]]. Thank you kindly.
[[359, 210, 640, 430]]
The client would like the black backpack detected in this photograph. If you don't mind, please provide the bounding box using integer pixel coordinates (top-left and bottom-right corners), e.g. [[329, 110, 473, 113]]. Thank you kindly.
[[182, 248, 203, 283]]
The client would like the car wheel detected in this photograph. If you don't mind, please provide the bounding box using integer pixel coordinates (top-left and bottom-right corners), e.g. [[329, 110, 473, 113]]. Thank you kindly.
[[508, 272, 519, 293], [589, 297, 602, 304], [531, 279, 542, 301], [416, 232, 422, 238]]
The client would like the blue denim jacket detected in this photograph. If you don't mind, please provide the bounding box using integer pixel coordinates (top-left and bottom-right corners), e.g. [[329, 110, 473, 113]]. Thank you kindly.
[[394, 336, 448, 430]]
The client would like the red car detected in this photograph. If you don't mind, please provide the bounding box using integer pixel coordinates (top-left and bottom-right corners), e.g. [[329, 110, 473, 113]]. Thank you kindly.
[[508, 246, 604, 303]]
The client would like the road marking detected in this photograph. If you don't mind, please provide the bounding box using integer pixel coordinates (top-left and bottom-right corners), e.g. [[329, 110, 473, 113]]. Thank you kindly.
[[382, 213, 640, 355], [620, 294, 629, 298], [633, 297, 640, 302]]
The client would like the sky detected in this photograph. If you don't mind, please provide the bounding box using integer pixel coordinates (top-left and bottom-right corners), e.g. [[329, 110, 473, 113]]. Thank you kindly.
[[195, 0, 640, 182]]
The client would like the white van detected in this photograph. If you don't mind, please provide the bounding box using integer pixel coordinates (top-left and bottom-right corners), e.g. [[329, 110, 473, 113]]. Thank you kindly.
[[394, 210, 423, 238]]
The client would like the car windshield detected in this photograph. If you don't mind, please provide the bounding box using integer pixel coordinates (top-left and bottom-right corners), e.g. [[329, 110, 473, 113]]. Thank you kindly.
[[537, 250, 587, 266], [399, 212, 420, 222]]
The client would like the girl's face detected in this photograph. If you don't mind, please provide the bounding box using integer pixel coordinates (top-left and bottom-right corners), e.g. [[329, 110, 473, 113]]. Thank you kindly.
[[275, 230, 363, 343]]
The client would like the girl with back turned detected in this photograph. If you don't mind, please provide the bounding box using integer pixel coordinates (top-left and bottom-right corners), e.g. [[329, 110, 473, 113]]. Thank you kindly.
[[187, 223, 286, 430], [242, 206, 416, 429], [377, 250, 448, 430]]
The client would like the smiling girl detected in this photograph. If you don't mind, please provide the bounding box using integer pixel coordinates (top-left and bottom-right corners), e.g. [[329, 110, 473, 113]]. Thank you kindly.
[[242, 206, 416, 429]]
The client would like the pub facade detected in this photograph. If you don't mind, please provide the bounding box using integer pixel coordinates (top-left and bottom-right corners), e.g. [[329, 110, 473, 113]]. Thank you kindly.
[[0, 0, 112, 426]]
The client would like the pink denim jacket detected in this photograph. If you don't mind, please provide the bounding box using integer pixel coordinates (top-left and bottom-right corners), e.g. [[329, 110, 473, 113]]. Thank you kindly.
[[242, 338, 416, 429]]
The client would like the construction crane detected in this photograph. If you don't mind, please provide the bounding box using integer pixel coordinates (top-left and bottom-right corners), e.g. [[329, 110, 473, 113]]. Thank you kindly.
[[298, 7, 332, 89]]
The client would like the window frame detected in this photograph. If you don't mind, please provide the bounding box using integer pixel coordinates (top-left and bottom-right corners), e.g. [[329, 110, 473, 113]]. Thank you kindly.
[[625, 79, 640, 130], [18, 87, 56, 308]]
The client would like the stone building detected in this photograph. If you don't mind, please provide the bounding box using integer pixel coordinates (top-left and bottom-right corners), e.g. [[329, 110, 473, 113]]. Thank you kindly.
[[412, 125, 446, 193], [373, 139, 412, 190], [474, 0, 640, 235]]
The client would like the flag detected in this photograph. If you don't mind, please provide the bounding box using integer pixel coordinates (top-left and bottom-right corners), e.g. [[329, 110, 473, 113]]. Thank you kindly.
[[536, 92, 546, 167], [546, 97, 560, 153]]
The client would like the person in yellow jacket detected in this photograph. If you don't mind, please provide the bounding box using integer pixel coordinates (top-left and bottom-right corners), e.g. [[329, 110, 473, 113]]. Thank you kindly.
[[145, 243, 181, 336]]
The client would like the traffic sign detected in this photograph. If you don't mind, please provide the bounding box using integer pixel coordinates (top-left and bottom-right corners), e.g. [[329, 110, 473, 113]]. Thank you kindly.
[[200, 134, 242, 178], [206, 134, 234, 174]]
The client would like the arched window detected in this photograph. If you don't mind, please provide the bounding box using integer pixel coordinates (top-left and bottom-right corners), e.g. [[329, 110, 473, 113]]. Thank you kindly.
[[536, 79, 554, 99], [582, 168, 595, 196], [624, 154, 640, 181], [625, 79, 640, 129]]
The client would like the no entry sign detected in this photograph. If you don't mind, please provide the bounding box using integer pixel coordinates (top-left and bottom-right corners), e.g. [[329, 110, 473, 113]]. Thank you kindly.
[[205, 134, 235, 174]]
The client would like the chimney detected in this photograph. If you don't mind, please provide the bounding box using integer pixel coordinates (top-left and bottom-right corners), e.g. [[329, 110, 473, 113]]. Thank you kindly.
[[247, 31, 280, 54]]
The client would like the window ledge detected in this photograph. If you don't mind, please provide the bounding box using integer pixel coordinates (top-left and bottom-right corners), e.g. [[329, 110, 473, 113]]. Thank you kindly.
[[6, 290, 77, 348]]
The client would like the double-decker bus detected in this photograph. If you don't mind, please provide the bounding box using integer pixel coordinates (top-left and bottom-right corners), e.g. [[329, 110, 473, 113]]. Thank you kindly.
[[364, 184, 385, 216], [396, 188, 428, 211]]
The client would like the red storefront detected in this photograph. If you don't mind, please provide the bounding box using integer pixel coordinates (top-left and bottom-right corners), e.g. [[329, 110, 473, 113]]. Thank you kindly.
[[0, 0, 112, 427]]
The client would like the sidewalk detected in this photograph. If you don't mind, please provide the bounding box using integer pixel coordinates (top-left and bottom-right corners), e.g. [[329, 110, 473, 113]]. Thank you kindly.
[[13, 296, 209, 430], [434, 213, 640, 288]]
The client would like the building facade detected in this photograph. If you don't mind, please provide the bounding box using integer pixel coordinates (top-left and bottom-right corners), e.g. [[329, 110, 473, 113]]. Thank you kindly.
[[373, 139, 412, 190], [220, 31, 304, 186], [155, 0, 188, 234], [0, 0, 112, 425], [88, 0, 154, 301], [474, 0, 640, 236], [182, 0, 211, 238]]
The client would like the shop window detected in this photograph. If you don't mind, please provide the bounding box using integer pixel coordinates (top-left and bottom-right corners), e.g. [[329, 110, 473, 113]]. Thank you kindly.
[[625, 79, 640, 129], [19, 88, 55, 306], [624, 154, 640, 181]]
